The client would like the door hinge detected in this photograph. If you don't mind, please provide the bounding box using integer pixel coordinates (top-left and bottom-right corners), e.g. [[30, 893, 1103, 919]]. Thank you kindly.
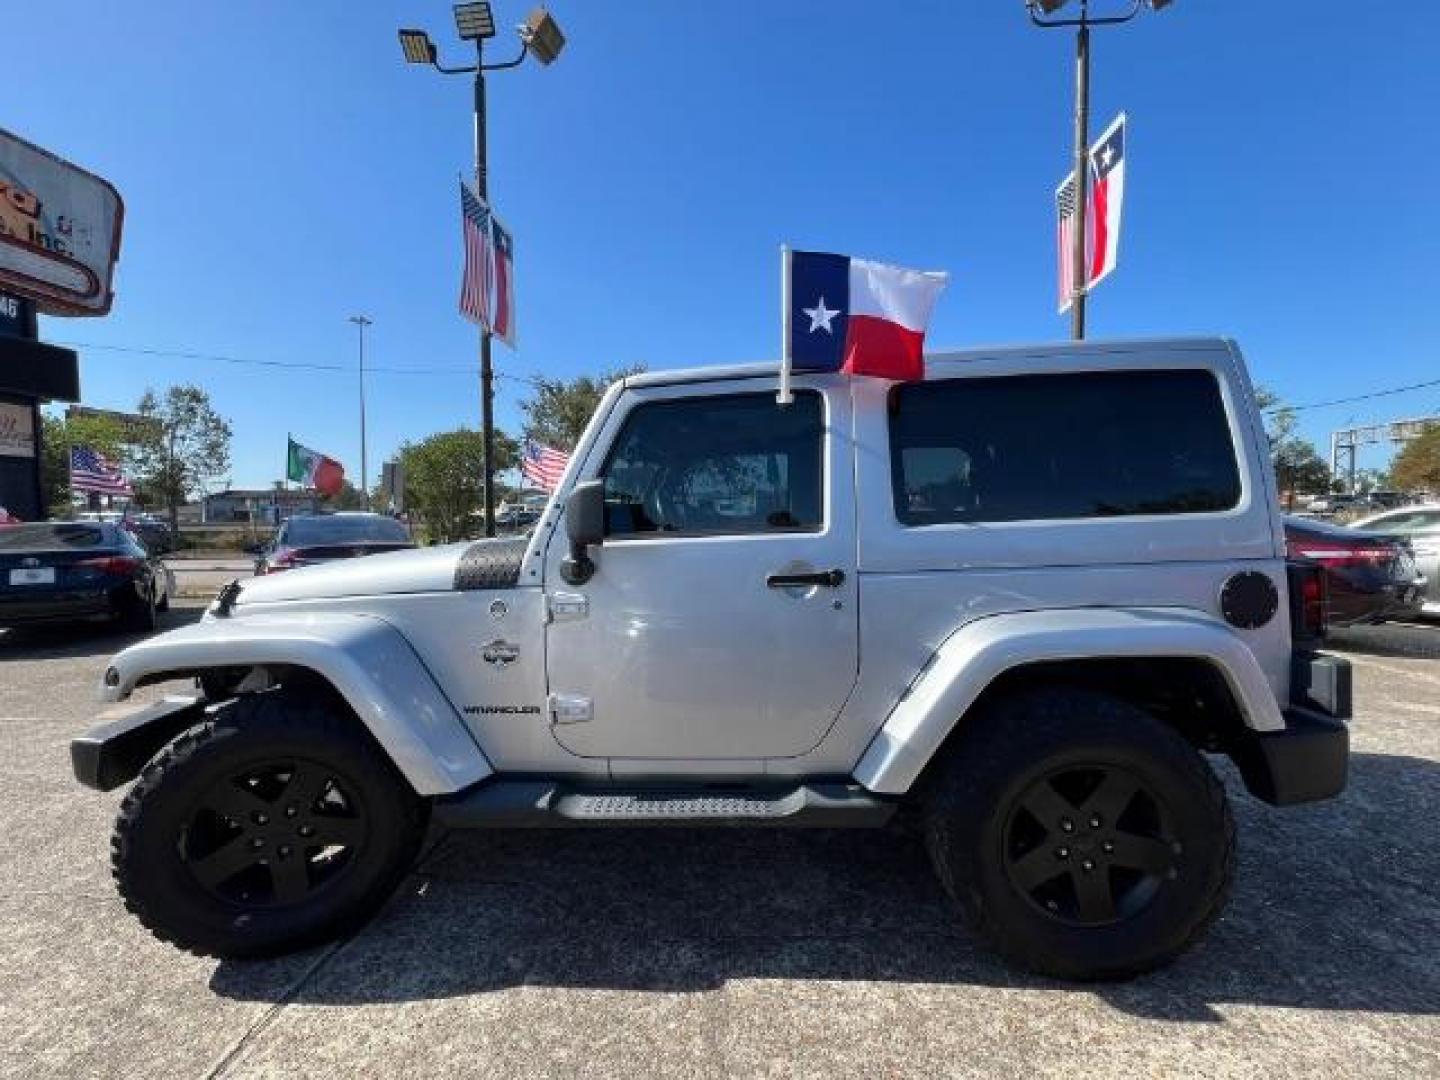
[[548, 591, 589, 622], [548, 693, 593, 725]]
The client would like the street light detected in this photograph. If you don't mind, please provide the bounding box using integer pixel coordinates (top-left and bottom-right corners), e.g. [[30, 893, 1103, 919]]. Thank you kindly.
[[349, 315, 373, 509], [396, 4, 567, 537], [1026, 0, 1172, 340]]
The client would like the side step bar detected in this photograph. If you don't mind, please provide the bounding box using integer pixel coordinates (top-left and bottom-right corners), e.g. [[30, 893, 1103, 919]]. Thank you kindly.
[[433, 781, 898, 829]]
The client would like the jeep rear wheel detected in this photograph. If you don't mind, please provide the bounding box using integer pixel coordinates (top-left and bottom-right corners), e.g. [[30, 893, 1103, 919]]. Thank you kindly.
[[111, 693, 428, 959], [924, 688, 1235, 980]]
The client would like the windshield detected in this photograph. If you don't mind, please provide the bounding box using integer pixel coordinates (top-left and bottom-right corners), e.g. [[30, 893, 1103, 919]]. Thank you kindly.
[[283, 516, 410, 546], [0, 523, 108, 551]]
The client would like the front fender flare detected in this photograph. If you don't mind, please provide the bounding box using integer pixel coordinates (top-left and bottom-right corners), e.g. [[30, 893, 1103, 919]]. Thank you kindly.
[[99, 612, 491, 796], [853, 606, 1285, 795]]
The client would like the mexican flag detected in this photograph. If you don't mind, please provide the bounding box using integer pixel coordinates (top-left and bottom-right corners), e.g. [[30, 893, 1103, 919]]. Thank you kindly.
[[287, 437, 345, 497]]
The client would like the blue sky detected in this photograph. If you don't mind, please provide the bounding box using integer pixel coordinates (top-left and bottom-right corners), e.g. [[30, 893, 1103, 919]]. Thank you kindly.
[[16, 1, 1439, 489]]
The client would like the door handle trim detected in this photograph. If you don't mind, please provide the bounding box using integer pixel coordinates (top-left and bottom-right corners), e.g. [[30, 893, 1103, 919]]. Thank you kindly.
[[766, 569, 845, 589]]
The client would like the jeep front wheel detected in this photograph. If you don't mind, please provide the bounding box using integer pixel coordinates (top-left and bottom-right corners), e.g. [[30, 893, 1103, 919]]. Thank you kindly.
[[924, 688, 1235, 980], [111, 692, 428, 959]]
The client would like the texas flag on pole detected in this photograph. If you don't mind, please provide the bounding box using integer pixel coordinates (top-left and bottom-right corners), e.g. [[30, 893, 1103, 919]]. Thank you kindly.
[[784, 250, 947, 389], [1057, 112, 1126, 313]]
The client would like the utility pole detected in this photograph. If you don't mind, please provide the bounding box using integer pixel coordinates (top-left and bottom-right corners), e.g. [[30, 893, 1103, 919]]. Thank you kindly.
[[397, 5, 566, 539], [349, 314, 373, 509], [1071, 6, 1091, 340], [473, 40, 498, 537]]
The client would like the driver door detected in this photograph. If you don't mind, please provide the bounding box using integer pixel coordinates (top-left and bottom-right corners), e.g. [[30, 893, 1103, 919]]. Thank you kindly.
[[543, 381, 858, 761]]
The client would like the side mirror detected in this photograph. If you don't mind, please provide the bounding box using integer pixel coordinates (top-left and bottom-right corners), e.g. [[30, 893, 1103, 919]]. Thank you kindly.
[[561, 480, 604, 585]]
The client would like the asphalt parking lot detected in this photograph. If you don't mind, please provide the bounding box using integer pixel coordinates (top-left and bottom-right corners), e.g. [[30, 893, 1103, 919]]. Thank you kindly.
[[2, 605, 1438, 1078]]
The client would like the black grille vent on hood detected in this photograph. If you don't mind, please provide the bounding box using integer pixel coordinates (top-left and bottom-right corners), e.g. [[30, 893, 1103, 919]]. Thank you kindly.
[[453, 537, 529, 590]]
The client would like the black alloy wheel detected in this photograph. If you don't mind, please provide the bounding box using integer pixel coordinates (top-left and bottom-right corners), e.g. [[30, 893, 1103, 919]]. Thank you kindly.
[[180, 758, 368, 908], [1002, 763, 1179, 926]]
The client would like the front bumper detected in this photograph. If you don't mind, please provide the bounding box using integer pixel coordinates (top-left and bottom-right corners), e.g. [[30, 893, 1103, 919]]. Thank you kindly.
[[71, 694, 206, 791]]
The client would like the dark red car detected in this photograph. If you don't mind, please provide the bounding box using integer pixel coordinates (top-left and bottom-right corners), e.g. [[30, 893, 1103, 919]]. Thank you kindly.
[[253, 512, 414, 575], [1283, 515, 1424, 626]]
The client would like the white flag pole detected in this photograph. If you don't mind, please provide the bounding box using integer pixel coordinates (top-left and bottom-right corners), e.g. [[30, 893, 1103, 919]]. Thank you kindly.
[[777, 244, 793, 406]]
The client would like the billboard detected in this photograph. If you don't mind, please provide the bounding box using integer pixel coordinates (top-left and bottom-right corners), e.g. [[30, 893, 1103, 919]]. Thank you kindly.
[[66, 405, 162, 443], [0, 127, 123, 316]]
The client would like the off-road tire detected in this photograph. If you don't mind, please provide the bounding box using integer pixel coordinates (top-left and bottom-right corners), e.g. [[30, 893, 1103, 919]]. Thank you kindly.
[[111, 692, 429, 959], [924, 688, 1236, 980]]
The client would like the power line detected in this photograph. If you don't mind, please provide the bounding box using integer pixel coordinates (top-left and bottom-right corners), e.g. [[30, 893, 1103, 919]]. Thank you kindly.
[[52, 339, 549, 384], [1266, 376, 1440, 414]]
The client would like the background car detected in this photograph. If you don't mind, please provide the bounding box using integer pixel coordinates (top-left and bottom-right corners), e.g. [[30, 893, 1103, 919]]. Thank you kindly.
[[253, 512, 414, 574], [125, 516, 177, 556], [1350, 504, 1440, 617], [0, 521, 172, 631], [1284, 515, 1423, 626]]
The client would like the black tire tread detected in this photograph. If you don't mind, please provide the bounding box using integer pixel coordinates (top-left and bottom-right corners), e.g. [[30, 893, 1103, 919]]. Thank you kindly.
[[923, 688, 1237, 980]]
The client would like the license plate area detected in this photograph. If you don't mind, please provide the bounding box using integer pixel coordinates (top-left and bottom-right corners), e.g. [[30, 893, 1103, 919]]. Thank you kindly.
[[9, 567, 55, 585]]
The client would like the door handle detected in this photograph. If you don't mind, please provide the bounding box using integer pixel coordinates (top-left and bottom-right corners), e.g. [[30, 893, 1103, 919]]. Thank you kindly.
[[766, 569, 845, 589]]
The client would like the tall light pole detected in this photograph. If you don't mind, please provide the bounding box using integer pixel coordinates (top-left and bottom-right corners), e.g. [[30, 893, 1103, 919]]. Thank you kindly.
[[1026, 0, 1172, 340], [349, 314, 373, 508], [399, 4, 566, 537]]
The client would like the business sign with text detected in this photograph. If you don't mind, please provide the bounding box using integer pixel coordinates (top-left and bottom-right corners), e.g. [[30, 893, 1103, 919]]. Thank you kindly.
[[0, 127, 123, 316]]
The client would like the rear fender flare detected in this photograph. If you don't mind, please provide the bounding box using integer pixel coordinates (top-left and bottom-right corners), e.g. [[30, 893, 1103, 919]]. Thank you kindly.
[[99, 612, 490, 796], [853, 606, 1285, 795]]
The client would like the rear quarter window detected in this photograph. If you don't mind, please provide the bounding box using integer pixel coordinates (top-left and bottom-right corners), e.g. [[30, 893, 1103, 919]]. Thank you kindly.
[[889, 369, 1242, 525]]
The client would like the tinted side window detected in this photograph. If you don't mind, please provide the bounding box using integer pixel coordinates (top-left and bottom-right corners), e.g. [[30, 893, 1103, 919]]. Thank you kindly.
[[602, 392, 824, 537], [889, 370, 1241, 525]]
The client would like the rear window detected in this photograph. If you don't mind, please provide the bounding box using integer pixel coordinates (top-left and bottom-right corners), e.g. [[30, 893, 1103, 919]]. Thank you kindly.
[[0, 523, 107, 550], [283, 515, 410, 546], [889, 369, 1242, 525]]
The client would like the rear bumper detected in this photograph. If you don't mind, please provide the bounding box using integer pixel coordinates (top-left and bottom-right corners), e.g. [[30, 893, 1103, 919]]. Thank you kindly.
[[0, 590, 118, 626], [1232, 707, 1349, 806], [1232, 652, 1351, 806]]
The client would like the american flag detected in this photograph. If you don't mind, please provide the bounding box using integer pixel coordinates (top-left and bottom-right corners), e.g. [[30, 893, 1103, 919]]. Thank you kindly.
[[459, 180, 493, 327], [521, 441, 569, 493], [1055, 171, 1080, 314], [70, 446, 132, 496]]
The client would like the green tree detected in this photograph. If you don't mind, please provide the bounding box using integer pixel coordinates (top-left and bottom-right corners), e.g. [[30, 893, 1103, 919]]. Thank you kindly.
[[520, 365, 646, 453], [38, 410, 130, 515], [1255, 387, 1330, 508], [322, 479, 368, 511], [398, 427, 517, 543], [1390, 424, 1440, 493], [132, 385, 233, 530]]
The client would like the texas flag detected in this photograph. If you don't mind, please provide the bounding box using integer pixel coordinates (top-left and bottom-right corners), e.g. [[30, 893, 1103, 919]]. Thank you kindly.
[[786, 250, 948, 383]]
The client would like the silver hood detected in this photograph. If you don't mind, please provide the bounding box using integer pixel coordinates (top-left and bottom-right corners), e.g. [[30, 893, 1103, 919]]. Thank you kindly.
[[236, 542, 471, 605]]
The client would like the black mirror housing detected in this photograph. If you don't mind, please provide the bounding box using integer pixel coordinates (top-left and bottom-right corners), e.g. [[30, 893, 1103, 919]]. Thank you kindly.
[[561, 480, 604, 585]]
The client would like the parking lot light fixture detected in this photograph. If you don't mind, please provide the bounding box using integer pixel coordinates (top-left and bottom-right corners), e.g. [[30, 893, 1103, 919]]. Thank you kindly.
[[398, 28, 437, 66], [1025, 0, 1173, 340], [396, 4, 566, 534], [519, 7, 566, 65], [454, 2, 498, 41]]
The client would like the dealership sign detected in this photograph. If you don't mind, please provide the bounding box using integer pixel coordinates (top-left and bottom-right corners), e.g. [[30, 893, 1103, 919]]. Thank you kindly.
[[0, 401, 34, 458], [0, 128, 123, 316]]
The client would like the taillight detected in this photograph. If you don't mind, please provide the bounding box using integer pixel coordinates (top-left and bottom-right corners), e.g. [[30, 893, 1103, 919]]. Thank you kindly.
[[1286, 559, 1328, 642], [263, 550, 297, 573], [75, 556, 143, 576], [1285, 537, 1395, 567]]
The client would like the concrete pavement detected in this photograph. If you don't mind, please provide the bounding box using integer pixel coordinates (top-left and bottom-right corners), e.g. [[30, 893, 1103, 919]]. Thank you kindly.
[[1, 607, 1437, 1078]]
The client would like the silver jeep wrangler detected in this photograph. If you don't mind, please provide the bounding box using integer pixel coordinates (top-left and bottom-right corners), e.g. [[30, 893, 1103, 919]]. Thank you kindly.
[[72, 338, 1350, 980]]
